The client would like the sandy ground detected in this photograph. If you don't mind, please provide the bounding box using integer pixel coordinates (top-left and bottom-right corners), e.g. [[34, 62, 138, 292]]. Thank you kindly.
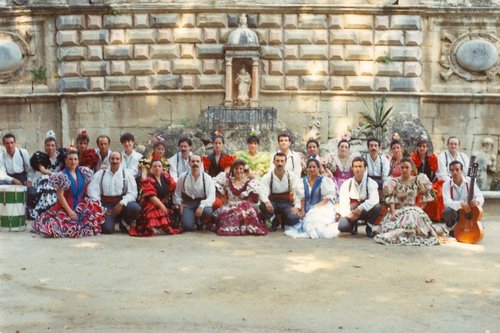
[[1, 213, 499, 333]]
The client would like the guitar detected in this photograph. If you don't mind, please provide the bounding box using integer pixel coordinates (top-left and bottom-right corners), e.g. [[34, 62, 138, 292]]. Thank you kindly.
[[454, 156, 484, 244]]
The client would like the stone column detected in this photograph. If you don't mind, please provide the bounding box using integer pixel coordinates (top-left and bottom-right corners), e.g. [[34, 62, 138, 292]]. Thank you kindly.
[[224, 58, 232, 107], [250, 58, 259, 107], [60, 98, 70, 148]]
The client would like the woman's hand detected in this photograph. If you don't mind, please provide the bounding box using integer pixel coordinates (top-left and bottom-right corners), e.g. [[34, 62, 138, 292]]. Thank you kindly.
[[68, 209, 78, 221], [390, 210, 397, 221]]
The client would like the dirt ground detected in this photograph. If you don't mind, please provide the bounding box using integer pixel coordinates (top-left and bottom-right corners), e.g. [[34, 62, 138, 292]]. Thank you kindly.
[[1, 212, 499, 333]]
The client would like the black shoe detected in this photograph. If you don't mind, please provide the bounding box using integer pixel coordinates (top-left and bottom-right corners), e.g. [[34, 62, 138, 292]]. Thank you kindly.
[[350, 220, 358, 235], [118, 221, 129, 234], [366, 225, 374, 238], [449, 230, 455, 238]]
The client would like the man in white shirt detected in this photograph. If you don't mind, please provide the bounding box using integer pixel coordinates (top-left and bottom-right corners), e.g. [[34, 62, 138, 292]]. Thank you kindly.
[[95, 135, 112, 170], [442, 160, 484, 235], [364, 137, 390, 191], [261, 152, 301, 231], [88, 151, 141, 234], [120, 133, 142, 177], [437, 136, 470, 181], [269, 132, 302, 178], [173, 154, 215, 231], [0, 133, 33, 186], [338, 157, 381, 237], [169, 137, 201, 182]]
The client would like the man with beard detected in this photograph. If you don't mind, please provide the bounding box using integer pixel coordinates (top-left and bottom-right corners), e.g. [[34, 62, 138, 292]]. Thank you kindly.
[[88, 151, 141, 234], [169, 137, 201, 182], [261, 152, 301, 231], [173, 154, 215, 231], [364, 137, 390, 191]]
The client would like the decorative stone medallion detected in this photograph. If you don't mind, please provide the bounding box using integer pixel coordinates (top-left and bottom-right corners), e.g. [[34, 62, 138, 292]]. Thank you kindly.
[[440, 32, 500, 81], [0, 31, 30, 83]]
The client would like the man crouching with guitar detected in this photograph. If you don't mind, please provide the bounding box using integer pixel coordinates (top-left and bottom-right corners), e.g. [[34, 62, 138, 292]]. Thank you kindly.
[[442, 160, 484, 241]]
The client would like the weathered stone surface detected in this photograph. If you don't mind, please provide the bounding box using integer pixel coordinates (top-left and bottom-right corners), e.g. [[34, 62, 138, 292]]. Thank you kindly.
[[104, 45, 133, 60], [328, 15, 343, 29], [285, 45, 299, 60], [284, 30, 313, 44], [203, 28, 218, 43], [389, 46, 421, 61], [135, 76, 151, 90], [181, 14, 196, 28], [156, 60, 171, 74], [403, 62, 421, 77], [330, 46, 344, 60], [202, 60, 217, 74], [181, 44, 195, 59], [134, 45, 149, 59], [197, 14, 226, 28], [149, 45, 180, 59], [390, 77, 421, 92], [390, 15, 422, 30], [312, 30, 327, 45], [151, 14, 180, 28], [181, 75, 196, 89], [301, 76, 328, 90], [374, 77, 390, 91], [110, 29, 126, 45], [0, 40, 23, 75], [103, 15, 133, 29], [134, 14, 149, 28], [344, 15, 373, 29], [345, 46, 373, 60], [59, 47, 86, 61], [284, 60, 311, 75], [405, 31, 423, 46], [359, 61, 374, 76], [197, 75, 224, 89], [111, 61, 126, 75], [261, 46, 283, 60], [357, 31, 373, 45], [86, 15, 102, 29], [56, 31, 79, 46], [269, 29, 283, 45], [456, 39, 498, 72], [152, 74, 180, 89], [58, 77, 89, 92], [255, 29, 268, 45], [80, 30, 109, 45], [375, 16, 389, 30], [330, 77, 345, 90], [127, 29, 156, 44], [285, 76, 300, 90], [127, 60, 155, 75], [80, 61, 109, 76], [261, 76, 283, 90], [375, 62, 403, 76], [331, 61, 358, 76], [283, 14, 298, 28], [197, 45, 224, 59], [173, 28, 202, 43], [89, 77, 104, 91], [58, 62, 79, 77], [157, 29, 173, 43], [172, 59, 201, 74], [374, 46, 390, 61], [346, 77, 373, 91], [330, 30, 357, 44], [269, 60, 283, 75], [105, 76, 134, 90], [375, 31, 404, 46], [298, 14, 327, 29], [227, 14, 239, 28], [299, 45, 328, 60], [259, 14, 282, 28], [56, 15, 85, 30], [87, 45, 103, 60], [219, 28, 231, 43]]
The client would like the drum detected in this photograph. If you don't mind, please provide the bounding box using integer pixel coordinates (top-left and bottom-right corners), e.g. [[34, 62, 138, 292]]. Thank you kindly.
[[0, 185, 27, 232]]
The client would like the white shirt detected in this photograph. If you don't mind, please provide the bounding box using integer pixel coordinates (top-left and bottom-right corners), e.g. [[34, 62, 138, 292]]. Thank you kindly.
[[121, 150, 143, 177], [95, 149, 111, 170], [173, 171, 215, 209], [269, 150, 303, 178], [87, 167, 138, 206], [443, 175, 484, 211], [437, 151, 470, 181], [338, 176, 379, 217], [260, 170, 301, 208], [365, 153, 390, 181], [168, 152, 204, 182], [0, 148, 34, 183]]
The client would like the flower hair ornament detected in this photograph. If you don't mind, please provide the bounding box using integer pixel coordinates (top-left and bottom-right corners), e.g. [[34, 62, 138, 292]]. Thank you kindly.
[[391, 132, 401, 142], [149, 134, 165, 147], [150, 153, 169, 170], [46, 129, 56, 140], [340, 133, 351, 142], [80, 129, 88, 136], [250, 126, 261, 137]]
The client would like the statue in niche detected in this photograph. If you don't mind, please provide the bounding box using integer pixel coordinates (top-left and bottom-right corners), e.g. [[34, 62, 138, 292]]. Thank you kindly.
[[474, 137, 497, 190], [235, 67, 251, 106], [304, 116, 321, 142]]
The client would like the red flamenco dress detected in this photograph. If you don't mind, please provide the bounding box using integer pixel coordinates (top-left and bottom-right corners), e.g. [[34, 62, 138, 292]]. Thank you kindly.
[[137, 172, 182, 236], [202, 153, 236, 210], [31, 167, 105, 238], [79, 149, 99, 172], [411, 152, 444, 222]]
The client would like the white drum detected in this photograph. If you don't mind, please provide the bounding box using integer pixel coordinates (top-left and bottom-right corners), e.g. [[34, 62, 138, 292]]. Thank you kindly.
[[0, 185, 27, 232]]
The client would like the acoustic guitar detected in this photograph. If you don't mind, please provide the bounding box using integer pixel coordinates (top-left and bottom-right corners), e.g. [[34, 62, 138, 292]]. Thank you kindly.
[[454, 156, 484, 244]]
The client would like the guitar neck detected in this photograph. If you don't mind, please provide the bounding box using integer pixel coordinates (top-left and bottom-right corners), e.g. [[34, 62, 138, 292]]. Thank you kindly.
[[468, 177, 475, 204]]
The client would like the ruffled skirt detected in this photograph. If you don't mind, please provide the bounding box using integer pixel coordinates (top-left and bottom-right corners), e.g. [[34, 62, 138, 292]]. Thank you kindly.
[[28, 175, 57, 220], [284, 201, 338, 239], [211, 201, 268, 236], [136, 201, 182, 237]]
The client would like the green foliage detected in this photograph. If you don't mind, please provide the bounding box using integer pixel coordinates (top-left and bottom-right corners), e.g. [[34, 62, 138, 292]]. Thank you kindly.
[[357, 95, 397, 142], [375, 55, 392, 64], [30, 66, 47, 84]]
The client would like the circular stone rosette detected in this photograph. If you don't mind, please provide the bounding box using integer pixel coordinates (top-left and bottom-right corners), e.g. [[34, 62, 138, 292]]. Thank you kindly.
[[0, 31, 30, 83]]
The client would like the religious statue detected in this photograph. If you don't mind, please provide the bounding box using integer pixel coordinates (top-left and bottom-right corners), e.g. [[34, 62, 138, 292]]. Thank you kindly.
[[474, 136, 497, 190], [235, 67, 251, 106]]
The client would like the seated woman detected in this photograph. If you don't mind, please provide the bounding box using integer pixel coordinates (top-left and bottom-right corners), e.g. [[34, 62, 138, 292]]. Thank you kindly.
[[138, 136, 170, 181], [284, 158, 338, 239], [235, 134, 270, 179], [326, 137, 354, 193], [374, 158, 449, 246], [75, 129, 99, 172], [136, 155, 181, 237], [210, 159, 268, 236], [302, 139, 332, 178], [410, 134, 444, 222], [31, 150, 104, 238], [28, 131, 66, 220]]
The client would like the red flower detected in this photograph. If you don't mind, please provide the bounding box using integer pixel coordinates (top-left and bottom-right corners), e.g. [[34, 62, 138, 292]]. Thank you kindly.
[[220, 155, 236, 170], [202, 155, 211, 171]]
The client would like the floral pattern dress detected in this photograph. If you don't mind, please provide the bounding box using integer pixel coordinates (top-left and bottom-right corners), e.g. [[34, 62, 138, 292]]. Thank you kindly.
[[235, 151, 271, 179], [31, 167, 104, 238], [137, 172, 181, 236], [326, 154, 354, 193], [210, 173, 268, 236], [374, 174, 448, 246]]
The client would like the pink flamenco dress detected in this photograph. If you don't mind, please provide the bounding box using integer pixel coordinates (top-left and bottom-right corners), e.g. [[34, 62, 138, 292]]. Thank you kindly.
[[137, 172, 182, 237], [31, 167, 104, 238]]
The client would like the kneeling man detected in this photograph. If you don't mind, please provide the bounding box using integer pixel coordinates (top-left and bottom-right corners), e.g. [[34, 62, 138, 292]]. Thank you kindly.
[[88, 151, 141, 234], [173, 154, 215, 231], [338, 156, 381, 237]]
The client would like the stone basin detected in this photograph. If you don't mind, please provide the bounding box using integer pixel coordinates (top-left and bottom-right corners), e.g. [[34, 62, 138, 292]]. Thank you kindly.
[[0, 40, 23, 74], [456, 39, 498, 72]]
